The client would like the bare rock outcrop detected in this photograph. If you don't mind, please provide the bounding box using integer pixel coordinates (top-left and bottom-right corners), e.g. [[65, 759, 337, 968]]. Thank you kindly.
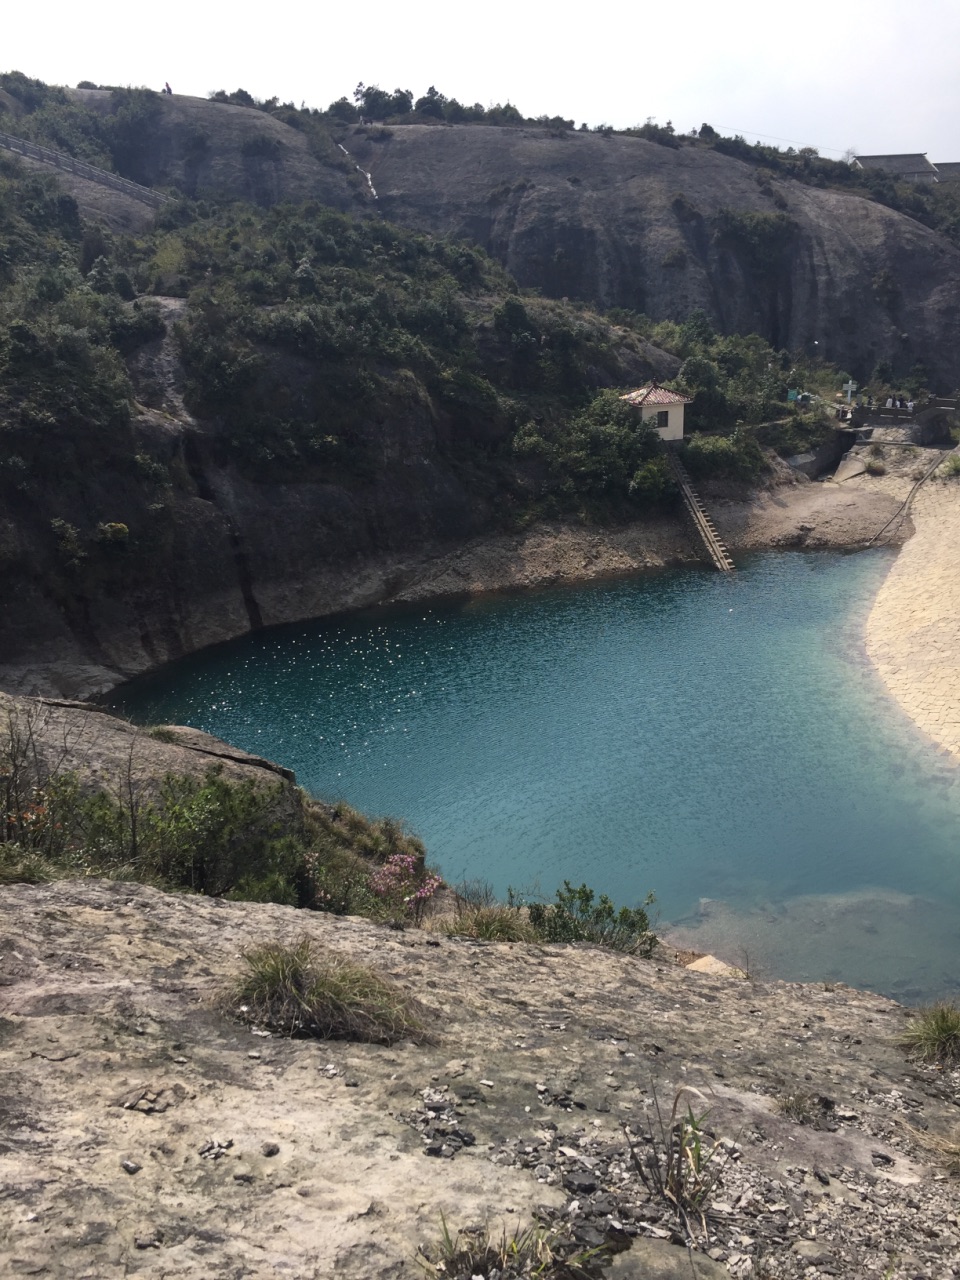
[[0, 878, 958, 1278], [345, 124, 960, 390]]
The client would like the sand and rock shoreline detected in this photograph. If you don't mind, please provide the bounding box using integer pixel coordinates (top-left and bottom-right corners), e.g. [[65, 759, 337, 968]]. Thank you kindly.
[[0, 467, 912, 702]]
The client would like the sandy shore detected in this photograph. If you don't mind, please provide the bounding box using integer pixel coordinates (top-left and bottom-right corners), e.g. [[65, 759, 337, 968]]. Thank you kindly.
[[866, 468, 960, 763]]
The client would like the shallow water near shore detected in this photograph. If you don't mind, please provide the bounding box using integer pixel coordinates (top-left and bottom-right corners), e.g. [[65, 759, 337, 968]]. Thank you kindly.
[[113, 549, 960, 1002]]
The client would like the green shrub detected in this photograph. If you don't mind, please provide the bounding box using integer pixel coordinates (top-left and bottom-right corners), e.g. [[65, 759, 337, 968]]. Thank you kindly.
[[526, 881, 656, 955], [939, 454, 960, 479], [629, 455, 674, 504], [756, 412, 832, 458], [682, 428, 766, 481], [225, 938, 428, 1043], [96, 521, 129, 544]]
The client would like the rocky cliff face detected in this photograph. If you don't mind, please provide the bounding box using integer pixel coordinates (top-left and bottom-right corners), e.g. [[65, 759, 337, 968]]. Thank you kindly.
[[31, 96, 960, 390], [0, 401, 489, 698], [65, 89, 359, 209], [344, 124, 960, 389]]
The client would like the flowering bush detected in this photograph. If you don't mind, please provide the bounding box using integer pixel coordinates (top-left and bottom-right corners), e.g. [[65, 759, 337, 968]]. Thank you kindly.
[[369, 853, 442, 924]]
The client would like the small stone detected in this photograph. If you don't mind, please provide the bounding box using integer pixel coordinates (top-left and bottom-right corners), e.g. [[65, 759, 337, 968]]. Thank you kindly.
[[261, 1142, 280, 1157], [563, 1171, 597, 1194], [120, 1159, 141, 1175], [792, 1240, 833, 1264]]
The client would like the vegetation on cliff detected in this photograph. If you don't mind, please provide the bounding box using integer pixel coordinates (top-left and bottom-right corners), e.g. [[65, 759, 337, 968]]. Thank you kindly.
[[0, 127, 837, 568], [0, 695, 657, 958], [0, 69, 902, 690]]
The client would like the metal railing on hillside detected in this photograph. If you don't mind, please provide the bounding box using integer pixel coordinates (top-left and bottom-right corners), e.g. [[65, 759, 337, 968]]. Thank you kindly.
[[0, 131, 171, 208]]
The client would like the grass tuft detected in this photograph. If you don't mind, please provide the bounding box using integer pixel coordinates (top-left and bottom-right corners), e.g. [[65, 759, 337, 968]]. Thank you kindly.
[[225, 937, 430, 1044], [776, 1091, 815, 1124], [903, 1122, 960, 1175], [417, 1213, 605, 1278], [901, 1001, 960, 1064], [439, 903, 539, 943], [624, 1085, 732, 1238]]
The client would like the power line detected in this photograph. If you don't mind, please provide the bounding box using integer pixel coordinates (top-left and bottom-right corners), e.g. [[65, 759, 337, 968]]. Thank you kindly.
[[710, 124, 849, 157]]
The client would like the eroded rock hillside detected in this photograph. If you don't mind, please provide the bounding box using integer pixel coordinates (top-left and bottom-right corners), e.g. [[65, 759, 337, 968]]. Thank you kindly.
[[346, 123, 960, 389], [31, 90, 960, 390], [0, 79, 952, 698]]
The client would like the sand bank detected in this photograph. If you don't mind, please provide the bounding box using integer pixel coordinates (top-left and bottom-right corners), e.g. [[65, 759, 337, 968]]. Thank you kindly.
[[866, 474, 960, 763]]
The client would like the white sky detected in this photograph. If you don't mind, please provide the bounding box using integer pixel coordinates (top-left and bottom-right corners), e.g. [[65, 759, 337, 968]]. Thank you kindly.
[[5, 0, 959, 161]]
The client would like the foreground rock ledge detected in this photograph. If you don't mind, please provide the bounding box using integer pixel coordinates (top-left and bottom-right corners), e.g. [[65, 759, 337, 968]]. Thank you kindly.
[[1, 882, 958, 1278]]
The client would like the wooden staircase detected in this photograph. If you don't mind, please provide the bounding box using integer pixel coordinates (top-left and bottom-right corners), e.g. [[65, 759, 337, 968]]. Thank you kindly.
[[665, 451, 735, 573]]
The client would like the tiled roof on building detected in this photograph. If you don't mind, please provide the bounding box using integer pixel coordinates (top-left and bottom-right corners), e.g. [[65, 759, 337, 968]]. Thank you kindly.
[[933, 162, 960, 182], [853, 154, 938, 178], [620, 385, 693, 407]]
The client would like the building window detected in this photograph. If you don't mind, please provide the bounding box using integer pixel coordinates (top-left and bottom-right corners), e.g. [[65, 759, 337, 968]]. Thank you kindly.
[[657, 410, 669, 431]]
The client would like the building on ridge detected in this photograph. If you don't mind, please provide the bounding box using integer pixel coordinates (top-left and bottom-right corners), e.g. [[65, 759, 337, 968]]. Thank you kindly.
[[852, 154, 939, 183], [620, 385, 693, 441]]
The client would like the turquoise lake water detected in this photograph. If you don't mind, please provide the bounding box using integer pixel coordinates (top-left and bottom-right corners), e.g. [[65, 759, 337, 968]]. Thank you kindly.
[[112, 550, 960, 1002]]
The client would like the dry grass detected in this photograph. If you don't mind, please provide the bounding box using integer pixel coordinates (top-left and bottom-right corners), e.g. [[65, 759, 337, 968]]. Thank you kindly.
[[901, 1001, 960, 1064], [903, 1123, 960, 1175], [776, 1091, 816, 1124], [224, 937, 430, 1044], [437, 903, 539, 943]]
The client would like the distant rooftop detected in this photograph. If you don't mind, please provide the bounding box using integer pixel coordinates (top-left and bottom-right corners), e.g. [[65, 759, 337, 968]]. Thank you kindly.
[[853, 154, 938, 178], [620, 385, 693, 407], [933, 162, 960, 182]]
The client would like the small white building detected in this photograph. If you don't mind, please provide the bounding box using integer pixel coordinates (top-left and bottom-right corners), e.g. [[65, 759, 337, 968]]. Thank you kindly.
[[620, 385, 693, 441]]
